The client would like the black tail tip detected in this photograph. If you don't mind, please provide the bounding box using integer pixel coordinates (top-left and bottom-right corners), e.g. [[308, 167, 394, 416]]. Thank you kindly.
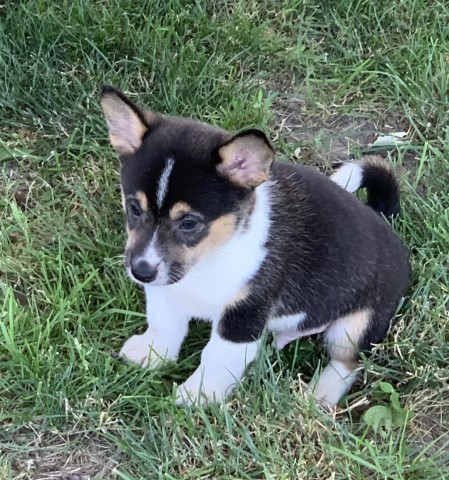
[[361, 159, 401, 218]]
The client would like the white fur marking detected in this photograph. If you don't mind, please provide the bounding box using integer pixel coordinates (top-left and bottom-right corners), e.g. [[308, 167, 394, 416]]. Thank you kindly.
[[330, 163, 363, 193], [176, 331, 260, 405], [267, 312, 307, 333], [268, 314, 331, 350], [120, 294, 191, 367], [307, 360, 359, 407], [144, 228, 162, 264], [273, 325, 330, 349], [157, 157, 175, 209], [146, 181, 272, 320], [130, 228, 170, 285], [129, 181, 271, 404]]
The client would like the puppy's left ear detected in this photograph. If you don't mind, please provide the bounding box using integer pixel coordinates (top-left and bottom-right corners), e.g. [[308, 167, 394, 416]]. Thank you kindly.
[[216, 129, 274, 188]]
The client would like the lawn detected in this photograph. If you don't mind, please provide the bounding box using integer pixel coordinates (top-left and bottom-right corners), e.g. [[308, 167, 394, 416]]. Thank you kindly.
[[1, 1, 449, 478]]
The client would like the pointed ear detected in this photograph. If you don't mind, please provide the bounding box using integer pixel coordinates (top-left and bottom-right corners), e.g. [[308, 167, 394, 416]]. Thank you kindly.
[[216, 129, 275, 188], [100, 86, 154, 156]]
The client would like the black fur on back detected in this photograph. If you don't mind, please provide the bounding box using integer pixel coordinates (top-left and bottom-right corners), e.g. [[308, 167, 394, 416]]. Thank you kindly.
[[219, 161, 410, 350]]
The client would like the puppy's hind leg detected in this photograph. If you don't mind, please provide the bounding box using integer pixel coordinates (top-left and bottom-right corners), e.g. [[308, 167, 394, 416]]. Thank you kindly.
[[307, 309, 373, 408]]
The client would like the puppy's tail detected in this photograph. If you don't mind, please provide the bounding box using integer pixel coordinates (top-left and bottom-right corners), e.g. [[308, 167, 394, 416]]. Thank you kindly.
[[331, 158, 400, 218]]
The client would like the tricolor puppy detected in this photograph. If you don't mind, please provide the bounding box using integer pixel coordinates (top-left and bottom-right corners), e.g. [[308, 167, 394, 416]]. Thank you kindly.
[[100, 86, 409, 407]]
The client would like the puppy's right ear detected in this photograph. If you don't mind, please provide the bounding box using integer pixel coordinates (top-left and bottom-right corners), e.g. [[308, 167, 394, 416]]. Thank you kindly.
[[100, 86, 155, 156]]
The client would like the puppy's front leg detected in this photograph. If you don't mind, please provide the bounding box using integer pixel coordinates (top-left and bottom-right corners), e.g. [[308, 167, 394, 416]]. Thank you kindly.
[[176, 331, 260, 405], [120, 290, 190, 369], [176, 304, 265, 405]]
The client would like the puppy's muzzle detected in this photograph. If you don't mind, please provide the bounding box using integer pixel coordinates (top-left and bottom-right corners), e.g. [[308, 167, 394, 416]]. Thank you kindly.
[[131, 260, 159, 283]]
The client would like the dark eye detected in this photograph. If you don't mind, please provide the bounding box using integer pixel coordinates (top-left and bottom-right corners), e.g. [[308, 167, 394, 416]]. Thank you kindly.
[[128, 202, 142, 217], [179, 216, 199, 232]]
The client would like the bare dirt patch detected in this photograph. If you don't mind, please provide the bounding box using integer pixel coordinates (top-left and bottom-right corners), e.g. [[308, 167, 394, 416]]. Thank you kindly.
[[269, 87, 412, 172], [406, 389, 449, 458], [2, 428, 121, 480]]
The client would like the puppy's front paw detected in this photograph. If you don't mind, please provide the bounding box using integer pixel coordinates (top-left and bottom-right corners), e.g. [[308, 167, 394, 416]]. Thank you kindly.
[[175, 381, 204, 407], [119, 329, 174, 369], [175, 368, 236, 407]]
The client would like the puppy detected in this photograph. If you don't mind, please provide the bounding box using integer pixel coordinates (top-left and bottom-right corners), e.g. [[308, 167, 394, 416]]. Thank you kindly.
[[100, 86, 409, 407]]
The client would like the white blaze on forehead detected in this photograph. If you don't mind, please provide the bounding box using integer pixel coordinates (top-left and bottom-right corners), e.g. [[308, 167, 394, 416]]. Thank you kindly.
[[157, 157, 175, 209]]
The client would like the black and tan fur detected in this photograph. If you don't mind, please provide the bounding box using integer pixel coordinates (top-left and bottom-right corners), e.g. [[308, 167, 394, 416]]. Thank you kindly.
[[100, 85, 410, 407]]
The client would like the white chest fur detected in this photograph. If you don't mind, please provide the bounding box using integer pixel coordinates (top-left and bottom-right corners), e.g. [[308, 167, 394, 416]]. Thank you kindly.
[[144, 182, 272, 322]]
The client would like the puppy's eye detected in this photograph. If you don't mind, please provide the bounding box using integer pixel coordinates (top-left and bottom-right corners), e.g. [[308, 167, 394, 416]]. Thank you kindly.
[[179, 216, 199, 232], [128, 202, 142, 217]]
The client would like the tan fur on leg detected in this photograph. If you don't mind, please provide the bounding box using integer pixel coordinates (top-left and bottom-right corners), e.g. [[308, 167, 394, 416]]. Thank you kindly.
[[308, 309, 371, 407]]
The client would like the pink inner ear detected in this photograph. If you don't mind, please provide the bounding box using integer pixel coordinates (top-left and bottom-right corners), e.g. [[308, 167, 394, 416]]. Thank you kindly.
[[228, 154, 247, 171], [227, 151, 259, 181], [108, 113, 142, 150], [101, 94, 148, 155], [217, 134, 273, 187]]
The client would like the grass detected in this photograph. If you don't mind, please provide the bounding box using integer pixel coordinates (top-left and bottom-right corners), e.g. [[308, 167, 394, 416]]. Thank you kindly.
[[1, 0, 449, 478]]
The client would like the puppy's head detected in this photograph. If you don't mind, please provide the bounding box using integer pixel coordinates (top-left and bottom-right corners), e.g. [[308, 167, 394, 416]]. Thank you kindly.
[[100, 86, 274, 286]]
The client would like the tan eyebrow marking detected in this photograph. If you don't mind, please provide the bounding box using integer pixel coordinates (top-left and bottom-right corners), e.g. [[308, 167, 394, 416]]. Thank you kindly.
[[134, 191, 148, 211], [125, 190, 148, 211], [169, 201, 193, 220]]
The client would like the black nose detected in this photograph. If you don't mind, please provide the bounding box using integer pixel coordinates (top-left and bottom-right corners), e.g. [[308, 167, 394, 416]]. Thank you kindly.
[[131, 261, 158, 283]]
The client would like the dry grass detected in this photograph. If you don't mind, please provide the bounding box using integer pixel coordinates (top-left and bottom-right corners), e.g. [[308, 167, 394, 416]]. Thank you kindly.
[[2, 429, 120, 480]]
